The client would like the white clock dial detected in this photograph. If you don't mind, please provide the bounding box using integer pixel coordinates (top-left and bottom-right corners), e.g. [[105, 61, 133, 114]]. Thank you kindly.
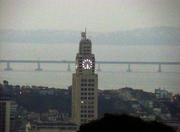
[[82, 59, 93, 69]]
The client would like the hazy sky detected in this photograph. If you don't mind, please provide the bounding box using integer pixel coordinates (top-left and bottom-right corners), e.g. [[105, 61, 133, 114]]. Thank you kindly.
[[0, 0, 180, 32]]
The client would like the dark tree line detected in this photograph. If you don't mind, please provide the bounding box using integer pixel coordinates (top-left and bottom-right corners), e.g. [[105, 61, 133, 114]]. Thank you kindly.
[[78, 114, 175, 132]]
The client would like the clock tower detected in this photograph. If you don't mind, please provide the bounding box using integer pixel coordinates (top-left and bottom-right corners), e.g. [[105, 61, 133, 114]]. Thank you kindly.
[[72, 31, 98, 125]]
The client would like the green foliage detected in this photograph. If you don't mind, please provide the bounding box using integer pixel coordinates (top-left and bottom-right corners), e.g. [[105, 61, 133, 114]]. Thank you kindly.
[[14, 93, 71, 113]]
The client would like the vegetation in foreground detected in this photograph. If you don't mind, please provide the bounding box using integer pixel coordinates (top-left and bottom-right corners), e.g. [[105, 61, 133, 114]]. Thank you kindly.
[[78, 114, 175, 132]]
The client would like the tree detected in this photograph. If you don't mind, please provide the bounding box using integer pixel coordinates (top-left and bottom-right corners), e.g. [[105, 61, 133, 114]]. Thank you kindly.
[[78, 114, 175, 132]]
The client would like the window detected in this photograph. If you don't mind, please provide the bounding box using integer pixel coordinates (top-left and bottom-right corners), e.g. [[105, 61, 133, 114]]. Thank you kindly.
[[81, 83, 87, 86], [88, 97, 94, 100], [88, 79, 94, 82], [81, 79, 87, 82], [88, 115, 94, 117], [88, 92, 94, 95], [88, 84, 95, 87], [88, 105, 94, 109], [81, 92, 87, 95], [81, 84, 87, 86], [81, 110, 87, 113], [88, 110, 94, 113], [81, 97, 87, 100], [81, 88, 87, 91], [81, 105, 87, 109], [88, 88, 94, 91], [81, 114, 87, 117]]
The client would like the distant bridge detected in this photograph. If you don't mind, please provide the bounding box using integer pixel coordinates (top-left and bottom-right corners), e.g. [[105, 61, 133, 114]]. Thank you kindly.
[[0, 59, 180, 72]]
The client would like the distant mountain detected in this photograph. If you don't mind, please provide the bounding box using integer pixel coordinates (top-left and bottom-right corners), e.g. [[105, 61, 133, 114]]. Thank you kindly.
[[0, 27, 180, 45], [0, 30, 80, 44], [93, 27, 180, 45]]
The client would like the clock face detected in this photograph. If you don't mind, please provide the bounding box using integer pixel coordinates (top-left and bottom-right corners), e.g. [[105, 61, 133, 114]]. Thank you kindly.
[[82, 59, 93, 69]]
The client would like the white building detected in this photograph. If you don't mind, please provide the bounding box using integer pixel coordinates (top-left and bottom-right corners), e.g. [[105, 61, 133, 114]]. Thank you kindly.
[[155, 88, 172, 100]]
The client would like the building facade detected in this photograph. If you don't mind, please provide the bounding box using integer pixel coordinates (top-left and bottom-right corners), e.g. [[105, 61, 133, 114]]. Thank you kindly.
[[0, 94, 11, 132], [29, 121, 78, 132], [72, 31, 98, 125], [155, 88, 172, 100]]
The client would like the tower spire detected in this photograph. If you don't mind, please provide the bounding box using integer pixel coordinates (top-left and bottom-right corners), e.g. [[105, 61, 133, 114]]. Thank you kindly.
[[85, 27, 87, 39], [81, 28, 87, 40]]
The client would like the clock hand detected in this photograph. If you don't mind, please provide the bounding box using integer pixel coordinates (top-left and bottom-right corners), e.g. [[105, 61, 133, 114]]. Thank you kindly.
[[87, 64, 89, 69]]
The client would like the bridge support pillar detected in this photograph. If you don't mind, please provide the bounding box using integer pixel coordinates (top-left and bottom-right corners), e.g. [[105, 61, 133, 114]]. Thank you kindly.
[[97, 64, 102, 72], [67, 63, 71, 72], [35, 62, 42, 71], [4, 62, 12, 71], [127, 64, 131, 72], [158, 64, 162, 72]]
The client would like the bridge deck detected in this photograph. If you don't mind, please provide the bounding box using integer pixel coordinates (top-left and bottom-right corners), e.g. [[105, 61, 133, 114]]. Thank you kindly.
[[0, 60, 180, 65]]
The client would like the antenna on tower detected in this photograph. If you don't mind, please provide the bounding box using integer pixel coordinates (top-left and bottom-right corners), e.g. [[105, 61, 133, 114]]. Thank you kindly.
[[81, 27, 87, 40], [85, 27, 87, 39]]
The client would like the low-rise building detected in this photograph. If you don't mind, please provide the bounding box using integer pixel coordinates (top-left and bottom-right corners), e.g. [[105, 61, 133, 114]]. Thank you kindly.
[[29, 121, 78, 132], [27, 112, 40, 122], [155, 88, 172, 100]]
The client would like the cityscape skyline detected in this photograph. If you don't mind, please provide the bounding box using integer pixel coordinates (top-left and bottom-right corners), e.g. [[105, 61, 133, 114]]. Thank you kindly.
[[0, 0, 180, 132]]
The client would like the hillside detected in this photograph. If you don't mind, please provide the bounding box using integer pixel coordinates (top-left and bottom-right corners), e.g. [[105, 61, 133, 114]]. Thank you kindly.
[[0, 27, 180, 45], [2, 82, 180, 121]]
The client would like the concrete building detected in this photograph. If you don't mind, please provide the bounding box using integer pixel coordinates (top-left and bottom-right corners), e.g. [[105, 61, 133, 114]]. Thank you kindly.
[[29, 121, 78, 132], [72, 31, 98, 125], [10, 101, 18, 132], [155, 88, 172, 100], [0, 94, 11, 132]]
